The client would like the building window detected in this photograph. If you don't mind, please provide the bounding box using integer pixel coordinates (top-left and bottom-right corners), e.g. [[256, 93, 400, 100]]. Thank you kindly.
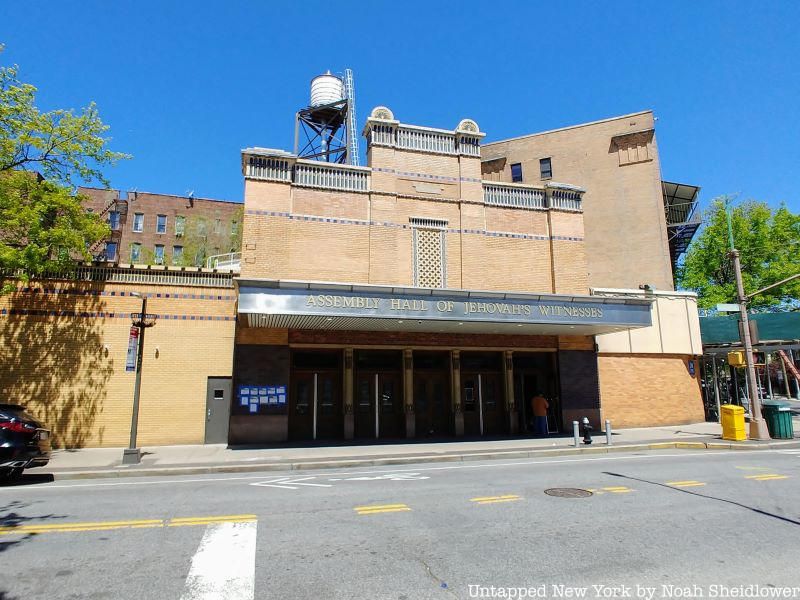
[[197, 220, 207, 238], [156, 214, 167, 234], [132, 213, 144, 233], [539, 157, 552, 179], [130, 243, 142, 263], [175, 215, 186, 236], [108, 211, 120, 230], [410, 217, 447, 288], [214, 219, 222, 234], [231, 220, 239, 236], [172, 245, 183, 264], [154, 244, 165, 264], [511, 163, 523, 183], [105, 242, 117, 261]]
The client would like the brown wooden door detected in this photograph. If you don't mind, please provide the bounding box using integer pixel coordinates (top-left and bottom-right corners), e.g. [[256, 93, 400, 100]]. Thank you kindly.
[[289, 371, 342, 441], [289, 372, 315, 441], [462, 372, 505, 436], [315, 371, 343, 440], [480, 373, 505, 436], [414, 371, 451, 437], [355, 372, 403, 439], [462, 374, 481, 436]]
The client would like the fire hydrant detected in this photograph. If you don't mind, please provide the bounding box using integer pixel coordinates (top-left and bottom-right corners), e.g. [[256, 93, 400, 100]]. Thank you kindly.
[[582, 417, 593, 445]]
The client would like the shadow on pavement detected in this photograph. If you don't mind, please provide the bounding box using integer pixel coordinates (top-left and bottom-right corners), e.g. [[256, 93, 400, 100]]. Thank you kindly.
[[603, 471, 800, 526], [0, 473, 55, 488]]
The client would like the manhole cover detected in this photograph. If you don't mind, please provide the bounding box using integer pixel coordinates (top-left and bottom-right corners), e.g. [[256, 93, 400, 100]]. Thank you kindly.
[[544, 488, 593, 498]]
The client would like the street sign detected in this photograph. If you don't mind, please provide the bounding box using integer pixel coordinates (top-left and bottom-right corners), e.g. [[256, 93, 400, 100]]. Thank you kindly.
[[125, 327, 139, 372], [716, 303, 740, 313]]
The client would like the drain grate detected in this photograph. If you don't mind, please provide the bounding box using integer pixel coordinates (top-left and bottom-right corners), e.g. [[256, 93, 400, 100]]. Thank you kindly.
[[544, 488, 593, 498]]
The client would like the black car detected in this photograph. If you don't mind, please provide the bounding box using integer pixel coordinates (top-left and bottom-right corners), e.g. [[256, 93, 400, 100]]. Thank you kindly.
[[0, 404, 51, 480]]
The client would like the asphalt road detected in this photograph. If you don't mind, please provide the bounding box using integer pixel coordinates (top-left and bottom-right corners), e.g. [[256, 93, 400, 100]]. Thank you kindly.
[[1, 448, 799, 600]]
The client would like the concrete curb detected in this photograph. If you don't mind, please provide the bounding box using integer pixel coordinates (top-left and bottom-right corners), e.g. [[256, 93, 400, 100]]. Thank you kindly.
[[38, 439, 800, 481]]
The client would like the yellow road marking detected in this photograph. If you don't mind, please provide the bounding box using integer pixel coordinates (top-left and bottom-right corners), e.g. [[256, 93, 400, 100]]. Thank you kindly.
[[666, 480, 706, 487], [471, 494, 521, 505], [354, 503, 411, 515], [167, 514, 257, 527], [746, 474, 789, 481], [470, 494, 521, 503], [602, 486, 633, 493], [0, 514, 256, 536]]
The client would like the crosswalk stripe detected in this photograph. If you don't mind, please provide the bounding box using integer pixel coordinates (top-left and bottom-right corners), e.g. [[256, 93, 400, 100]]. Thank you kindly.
[[180, 521, 257, 600]]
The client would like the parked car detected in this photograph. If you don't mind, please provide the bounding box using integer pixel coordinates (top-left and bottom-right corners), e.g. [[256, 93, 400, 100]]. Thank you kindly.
[[0, 404, 51, 480]]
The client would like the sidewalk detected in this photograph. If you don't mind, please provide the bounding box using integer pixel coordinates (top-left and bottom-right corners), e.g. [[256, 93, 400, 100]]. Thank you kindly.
[[35, 420, 800, 480]]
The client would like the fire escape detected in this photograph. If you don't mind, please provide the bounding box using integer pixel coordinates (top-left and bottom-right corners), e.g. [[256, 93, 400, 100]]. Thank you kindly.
[[662, 180, 701, 275]]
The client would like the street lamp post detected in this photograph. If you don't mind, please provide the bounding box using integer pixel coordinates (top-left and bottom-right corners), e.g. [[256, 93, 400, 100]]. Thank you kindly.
[[725, 201, 770, 440], [122, 293, 157, 465]]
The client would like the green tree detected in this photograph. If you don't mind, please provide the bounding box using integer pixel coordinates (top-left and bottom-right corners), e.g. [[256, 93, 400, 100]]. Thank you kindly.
[[1, 50, 127, 291], [677, 197, 800, 309], [0, 172, 109, 292], [1, 61, 128, 186]]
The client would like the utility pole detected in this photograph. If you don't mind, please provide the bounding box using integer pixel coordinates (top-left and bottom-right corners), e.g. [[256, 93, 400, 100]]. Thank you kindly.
[[123, 293, 157, 464], [726, 200, 770, 440]]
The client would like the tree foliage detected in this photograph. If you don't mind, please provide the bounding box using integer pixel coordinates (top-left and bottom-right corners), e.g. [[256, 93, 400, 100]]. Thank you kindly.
[[677, 197, 800, 309], [0, 171, 109, 291], [0, 49, 125, 291], [0, 61, 128, 186]]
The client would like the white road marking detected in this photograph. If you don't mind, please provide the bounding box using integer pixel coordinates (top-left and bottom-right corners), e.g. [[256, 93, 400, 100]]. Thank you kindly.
[[337, 472, 430, 482], [4, 449, 790, 492], [249, 476, 332, 490], [180, 521, 257, 600]]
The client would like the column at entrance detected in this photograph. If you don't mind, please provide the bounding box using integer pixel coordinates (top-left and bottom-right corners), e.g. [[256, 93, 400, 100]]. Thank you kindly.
[[504, 351, 518, 435], [404, 349, 414, 438], [344, 348, 354, 440], [451, 350, 464, 436]]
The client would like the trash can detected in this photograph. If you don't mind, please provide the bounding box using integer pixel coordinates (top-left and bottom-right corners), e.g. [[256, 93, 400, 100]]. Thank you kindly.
[[721, 404, 747, 441], [761, 401, 795, 439]]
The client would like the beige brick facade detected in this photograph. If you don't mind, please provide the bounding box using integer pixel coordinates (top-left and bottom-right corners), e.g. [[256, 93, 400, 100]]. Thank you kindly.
[[241, 116, 589, 296], [482, 111, 674, 291], [598, 353, 704, 428], [0, 273, 235, 447]]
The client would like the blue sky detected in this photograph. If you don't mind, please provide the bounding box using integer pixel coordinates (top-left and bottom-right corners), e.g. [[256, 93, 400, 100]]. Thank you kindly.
[[2, 1, 798, 213]]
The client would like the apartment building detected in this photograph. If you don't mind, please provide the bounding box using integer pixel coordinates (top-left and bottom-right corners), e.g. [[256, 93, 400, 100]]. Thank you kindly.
[[80, 188, 243, 268]]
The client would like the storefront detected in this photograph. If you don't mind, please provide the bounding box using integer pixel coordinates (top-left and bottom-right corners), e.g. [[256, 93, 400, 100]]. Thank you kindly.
[[228, 279, 652, 444]]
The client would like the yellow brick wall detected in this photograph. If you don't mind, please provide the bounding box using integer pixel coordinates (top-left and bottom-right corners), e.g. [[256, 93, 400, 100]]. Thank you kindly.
[[482, 111, 674, 291], [598, 353, 705, 428], [0, 279, 235, 448], [242, 144, 588, 294]]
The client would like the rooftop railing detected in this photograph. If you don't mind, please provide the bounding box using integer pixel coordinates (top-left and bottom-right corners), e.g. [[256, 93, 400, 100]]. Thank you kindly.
[[293, 161, 370, 193], [483, 182, 546, 209]]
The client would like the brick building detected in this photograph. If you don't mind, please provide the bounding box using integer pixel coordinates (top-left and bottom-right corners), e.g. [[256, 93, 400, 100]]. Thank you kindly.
[[0, 101, 704, 448], [80, 187, 243, 268], [231, 106, 704, 444]]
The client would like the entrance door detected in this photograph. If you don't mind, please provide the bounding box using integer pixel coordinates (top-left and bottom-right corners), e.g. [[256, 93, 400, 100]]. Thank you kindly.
[[289, 371, 343, 441], [289, 372, 315, 440], [414, 372, 451, 437], [355, 372, 403, 439], [462, 373, 506, 437], [514, 352, 561, 434], [480, 373, 504, 436], [205, 377, 232, 444]]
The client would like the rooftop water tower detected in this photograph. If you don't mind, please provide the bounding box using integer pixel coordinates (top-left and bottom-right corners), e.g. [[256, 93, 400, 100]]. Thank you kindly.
[[294, 69, 360, 165]]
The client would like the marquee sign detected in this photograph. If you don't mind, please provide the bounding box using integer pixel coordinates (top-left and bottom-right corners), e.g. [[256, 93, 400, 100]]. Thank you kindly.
[[238, 286, 652, 328]]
